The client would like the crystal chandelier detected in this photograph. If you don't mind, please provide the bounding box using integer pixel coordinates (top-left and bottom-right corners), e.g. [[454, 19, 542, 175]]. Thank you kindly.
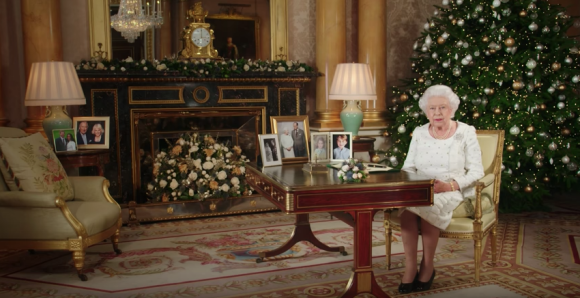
[[111, 0, 163, 43]]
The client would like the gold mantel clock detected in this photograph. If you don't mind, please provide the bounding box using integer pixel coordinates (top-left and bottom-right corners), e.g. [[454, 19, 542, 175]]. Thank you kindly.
[[179, 2, 219, 60]]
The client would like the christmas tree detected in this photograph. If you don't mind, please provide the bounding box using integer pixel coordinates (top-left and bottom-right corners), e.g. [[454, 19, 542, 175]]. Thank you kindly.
[[383, 0, 580, 212]]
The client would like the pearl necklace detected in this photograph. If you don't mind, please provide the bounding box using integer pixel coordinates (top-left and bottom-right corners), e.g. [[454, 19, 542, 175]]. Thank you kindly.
[[431, 121, 453, 139]]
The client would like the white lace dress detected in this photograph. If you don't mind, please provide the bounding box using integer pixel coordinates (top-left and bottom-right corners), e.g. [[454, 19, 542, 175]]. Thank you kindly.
[[399, 121, 484, 229]]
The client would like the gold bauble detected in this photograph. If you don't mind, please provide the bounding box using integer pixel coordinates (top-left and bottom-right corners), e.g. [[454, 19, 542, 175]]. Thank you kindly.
[[392, 98, 398, 104], [504, 37, 515, 47], [512, 81, 523, 90], [493, 107, 501, 114], [540, 103, 546, 110], [418, 77, 425, 84], [489, 88, 495, 95], [535, 82, 542, 88], [497, 65, 505, 72], [519, 10, 527, 17], [371, 154, 381, 163], [562, 128, 571, 136], [524, 185, 533, 193], [558, 84, 566, 90], [490, 49, 496, 54], [482, 36, 490, 43], [400, 94, 409, 102], [452, 19, 457, 25], [507, 144, 515, 152], [543, 176, 550, 183], [437, 36, 445, 44], [526, 126, 535, 133], [473, 111, 480, 119], [551, 62, 561, 71], [383, 131, 390, 137]]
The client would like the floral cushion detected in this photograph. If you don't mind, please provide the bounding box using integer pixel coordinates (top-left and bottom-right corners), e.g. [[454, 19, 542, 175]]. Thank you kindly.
[[0, 133, 74, 200]]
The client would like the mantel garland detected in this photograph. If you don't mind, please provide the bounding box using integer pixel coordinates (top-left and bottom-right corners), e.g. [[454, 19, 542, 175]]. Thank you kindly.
[[75, 56, 314, 79]]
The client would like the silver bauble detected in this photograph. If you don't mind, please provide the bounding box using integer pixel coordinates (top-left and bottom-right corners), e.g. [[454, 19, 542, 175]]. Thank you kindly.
[[536, 44, 544, 51], [512, 184, 520, 191], [442, 0, 449, 5], [514, 103, 520, 110], [479, 18, 485, 24], [558, 102, 566, 109], [453, 67, 462, 76], [558, 95, 566, 101], [475, 5, 484, 12], [572, 76, 579, 83], [549, 142, 557, 151], [553, 25, 560, 32], [526, 148, 534, 157], [509, 126, 520, 135], [432, 53, 438, 59], [526, 59, 537, 69], [562, 155, 570, 164], [397, 125, 406, 133], [442, 61, 450, 68], [456, 0, 463, 5], [526, 71, 534, 77], [535, 160, 543, 168], [548, 87, 555, 94], [472, 98, 482, 105], [484, 87, 491, 95], [389, 156, 398, 163], [529, 22, 538, 31], [568, 162, 578, 171], [481, 99, 488, 106], [492, 0, 500, 7], [457, 19, 465, 26], [565, 57, 573, 64], [542, 26, 550, 34]]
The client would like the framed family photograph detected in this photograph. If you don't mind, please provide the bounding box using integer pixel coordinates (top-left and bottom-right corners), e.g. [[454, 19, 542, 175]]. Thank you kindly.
[[310, 132, 330, 163], [52, 128, 77, 152], [259, 134, 282, 167], [330, 132, 353, 162], [72, 116, 110, 149], [270, 115, 310, 164]]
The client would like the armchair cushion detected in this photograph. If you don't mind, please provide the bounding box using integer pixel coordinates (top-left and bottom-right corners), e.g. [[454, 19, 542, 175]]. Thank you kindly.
[[0, 133, 74, 200]]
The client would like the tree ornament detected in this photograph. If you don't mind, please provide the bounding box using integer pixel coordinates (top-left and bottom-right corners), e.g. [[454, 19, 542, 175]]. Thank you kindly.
[[562, 155, 570, 164], [542, 26, 550, 34], [437, 36, 445, 44], [548, 142, 557, 151], [509, 126, 520, 135], [548, 87, 556, 93], [514, 103, 520, 110], [512, 80, 523, 90], [557, 102, 565, 109], [452, 19, 457, 25], [572, 76, 579, 83], [526, 59, 537, 69], [526, 148, 534, 156], [564, 57, 573, 64], [558, 84, 566, 91], [535, 160, 543, 168], [528, 22, 538, 31], [457, 19, 465, 26], [453, 67, 462, 76], [400, 94, 408, 102], [543, 177, 550, 183], [558, 94, 566, 101], [397, 125, 406, 133], [568, 162, 578, 171], [512, 184, 520, 191], [526, 126, 534, 133], [526, 71, 534, 77], [493, 0, 501, 8], [473, 111, 480, 119], [493, 107, 501, 114], [482, 36, 489, 43], [442, 0, 449, 6], [519, 10, 527, 17], [507, 144, 515, 152], [389, 156, 398, 163], [536, 44, 544, 51], [504, 37, 515, 47], [382, 131, 390, 137], [524, 185, 533, 193], [418, 77, 425, 84], [553, 24, 561, 32], [497, 65, 505, 72], [551, 62, 561, 71], [562, 128, 571, 136], [456, 0, 463, 5]]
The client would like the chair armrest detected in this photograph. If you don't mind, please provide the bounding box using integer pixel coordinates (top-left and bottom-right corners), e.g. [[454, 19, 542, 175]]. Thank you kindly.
[[69, 176, 112, 202], [0, 191, 59, 207], [478, 174, 495, 188]]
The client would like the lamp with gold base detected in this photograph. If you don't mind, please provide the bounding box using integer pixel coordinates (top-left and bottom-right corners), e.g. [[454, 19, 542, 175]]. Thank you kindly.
[[328, 63, 377, 139], [24, 61, 86, 147]]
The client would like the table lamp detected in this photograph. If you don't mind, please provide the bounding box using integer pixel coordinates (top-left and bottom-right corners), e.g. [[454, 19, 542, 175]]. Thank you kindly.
[[329, 63, 377, 138], [24, 61, 86, 147]]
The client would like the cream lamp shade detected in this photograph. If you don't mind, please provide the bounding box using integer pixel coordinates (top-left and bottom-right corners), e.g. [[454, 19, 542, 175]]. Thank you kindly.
[[24, 61, 86, 148], [328, 63, 377, 137]]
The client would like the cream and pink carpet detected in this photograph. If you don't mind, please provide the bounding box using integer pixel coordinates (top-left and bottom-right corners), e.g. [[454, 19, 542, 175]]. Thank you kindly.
[[1, 209, 580, 298]]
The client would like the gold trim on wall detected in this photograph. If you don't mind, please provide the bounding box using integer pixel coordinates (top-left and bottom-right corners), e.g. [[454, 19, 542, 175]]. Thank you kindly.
[[128, 86, 185, 104], [192, 86, 210, 103], [89, 89, 123, 198], [218, 86, 268, 103], [270, 0, 288, 60], [278, 88, 299, 116], [88, 0, 112, 60]]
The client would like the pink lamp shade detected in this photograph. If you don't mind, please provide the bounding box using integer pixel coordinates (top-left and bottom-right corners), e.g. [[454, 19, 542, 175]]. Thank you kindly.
[[24, 61, 86, 106], [329, 63, 377, 101]]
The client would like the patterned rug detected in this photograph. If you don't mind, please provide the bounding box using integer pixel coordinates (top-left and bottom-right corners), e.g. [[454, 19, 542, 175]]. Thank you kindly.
[[0, 210, 579, 298]]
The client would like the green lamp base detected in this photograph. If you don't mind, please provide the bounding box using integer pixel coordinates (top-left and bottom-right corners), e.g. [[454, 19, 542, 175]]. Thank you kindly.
[[340, 100, 364, 137], [42, 106, 72, 148]]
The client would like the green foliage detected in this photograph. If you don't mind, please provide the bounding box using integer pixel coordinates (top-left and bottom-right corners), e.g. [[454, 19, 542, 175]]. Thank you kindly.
[[383, 0, 580, 213]]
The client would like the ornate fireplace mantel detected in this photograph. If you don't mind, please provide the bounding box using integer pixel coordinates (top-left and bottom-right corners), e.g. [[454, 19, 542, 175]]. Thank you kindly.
[[77, 73, 313, 223]]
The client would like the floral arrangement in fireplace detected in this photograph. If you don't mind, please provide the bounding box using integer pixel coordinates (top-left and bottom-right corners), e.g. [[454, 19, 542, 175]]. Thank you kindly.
[[146, 132, 253, 202], [75, 56, 314, 79]]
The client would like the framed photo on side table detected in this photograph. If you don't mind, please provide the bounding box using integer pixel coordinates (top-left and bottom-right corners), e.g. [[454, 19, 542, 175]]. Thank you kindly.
[[270, 115, 310, 164], [52, 128, 77, 152], [310, 132, 330, 163], [330, 132, 353, 163], [259, 134, 282, 167], [73, 116, 110, 149]]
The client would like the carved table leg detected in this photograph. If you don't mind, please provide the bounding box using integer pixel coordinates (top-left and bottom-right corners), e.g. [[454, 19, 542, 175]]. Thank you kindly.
[[257, 213, 347, 263], [340, 210, 388, 298]]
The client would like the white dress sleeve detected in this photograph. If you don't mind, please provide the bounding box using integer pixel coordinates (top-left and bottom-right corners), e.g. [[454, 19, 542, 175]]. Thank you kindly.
[[401, 127, 420, 174], [452, 125, 485, 191]]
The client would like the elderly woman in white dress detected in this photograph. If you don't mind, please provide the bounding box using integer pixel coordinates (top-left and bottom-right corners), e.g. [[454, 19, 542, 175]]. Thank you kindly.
[[280, 127, 295, 158], [398, 85, 484, 294]]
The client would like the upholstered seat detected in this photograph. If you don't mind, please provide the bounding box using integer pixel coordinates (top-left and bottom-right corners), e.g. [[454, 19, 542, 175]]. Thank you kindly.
[[0, 127, 122, 281], [384, 130, 505, 286]]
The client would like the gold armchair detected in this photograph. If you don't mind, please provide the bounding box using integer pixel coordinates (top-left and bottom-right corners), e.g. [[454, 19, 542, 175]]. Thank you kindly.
[[0, 127, 122, 281], [384, 130, 505, 285]]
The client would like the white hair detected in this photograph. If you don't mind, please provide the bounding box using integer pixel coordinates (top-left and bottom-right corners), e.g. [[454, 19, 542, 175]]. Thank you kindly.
[[418, 85, 460, 117]]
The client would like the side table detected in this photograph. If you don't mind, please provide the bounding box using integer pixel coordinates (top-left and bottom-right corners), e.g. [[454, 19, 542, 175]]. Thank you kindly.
[[56, 149, 110, 176]]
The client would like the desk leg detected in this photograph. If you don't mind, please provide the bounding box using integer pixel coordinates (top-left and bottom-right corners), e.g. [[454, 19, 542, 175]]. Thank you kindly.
[[340, 210, 388, 298], [257, 213, 347, 263]]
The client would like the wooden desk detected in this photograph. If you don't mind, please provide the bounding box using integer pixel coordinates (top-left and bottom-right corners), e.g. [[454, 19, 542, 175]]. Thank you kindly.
[[246, 163, 433, 298], [56, 149, 110, 176]]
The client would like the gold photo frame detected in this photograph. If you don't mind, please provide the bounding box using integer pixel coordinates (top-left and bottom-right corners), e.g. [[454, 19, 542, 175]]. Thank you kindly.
[[270, 115, 310, 164], [73, 116, 110, 149]]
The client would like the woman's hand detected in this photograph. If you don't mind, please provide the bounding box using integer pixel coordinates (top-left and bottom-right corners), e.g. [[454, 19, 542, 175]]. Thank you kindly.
[[433, 179, 457, 193]]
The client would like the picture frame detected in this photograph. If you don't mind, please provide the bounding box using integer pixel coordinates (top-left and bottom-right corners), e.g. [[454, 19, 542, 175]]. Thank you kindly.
[[72, 116, 110, 149], [270, 115, 310, 164], [330, 132, 353, 162], [259, 134, 282, 167], [310, 132, 330, 163], [52, 128, 77, 153], [207, 15, 260, 60]]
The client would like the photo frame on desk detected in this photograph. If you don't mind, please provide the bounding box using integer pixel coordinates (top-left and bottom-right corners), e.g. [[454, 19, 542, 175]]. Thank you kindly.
[[270, 115, 310, 164], [310, 132, 330, 163], [52, 128, 77, 153], [72, 116, 110, 149], [259, 134, 282, 167], [330, 132, 353, 162]]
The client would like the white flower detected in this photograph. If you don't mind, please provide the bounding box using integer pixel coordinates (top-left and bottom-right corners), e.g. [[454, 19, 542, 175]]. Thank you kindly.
[[170, 179, 179, 189], [352, 166, 360, 172], [202, 170, 206, 175], [188, 171, 198, 181], [223, 147, 229, 152], [159, 179, 168, 188], [141, 59, 146, 64], [167, 176, 171, 180], [83, 64, 91, 70], [172, 191, 176, 197], [178, 138, 185, 146], [189, 189, 194, 196], [342, 165, 350, 172], [232, 65, 237, 71], [231, 177, 240, 185], [286, 60, 293, 67], [239, 166, 246, 174], [143, 67, 148, 71], [184, 66, 187, 70], [276, 66, 286, 72], [205, 71, 209, 75], [214, 144, 221, 150], [147, 184, 154, 191], [364, 169, 369, 175], [125, 57, 134, 63], [203, 161, 214, 170], [172, 172, 177, 177], [221, 184, 230, 192], [267, 68, 272, 72], [217, 170, 227, 180], [299, 67, 305, 72], [166, 170, 171, 174], [76, 65, 81, 70], [192, 145, 199, 152], [193, 159, 202, 168], [110, 66, 116, 71], [338, 171, 344, 177], [156, 64, 167, 71], [160, 152, 167, 157], [168, 159, 176, 165], [96, 62, 105, 70], [206, 58, 211, 63], [226, 152, 233, 158], [244, 64, 250, 71]]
